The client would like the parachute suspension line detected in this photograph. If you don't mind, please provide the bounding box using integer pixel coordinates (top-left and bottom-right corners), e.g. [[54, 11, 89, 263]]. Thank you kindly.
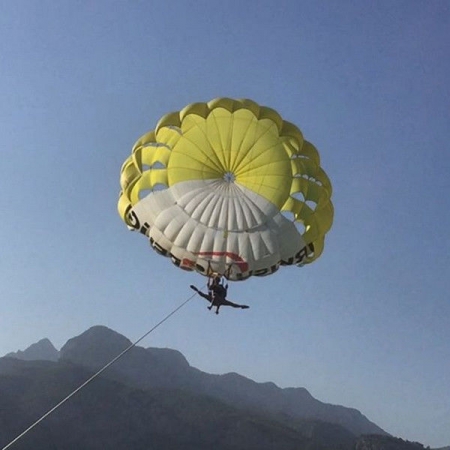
[[205, 260, 227, 281], [225, 264, 233, 279], [1, 289, 200, 450]]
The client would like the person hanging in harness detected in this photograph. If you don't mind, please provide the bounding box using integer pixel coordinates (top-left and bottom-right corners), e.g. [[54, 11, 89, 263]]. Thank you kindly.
[[190, 274, 249, 315]]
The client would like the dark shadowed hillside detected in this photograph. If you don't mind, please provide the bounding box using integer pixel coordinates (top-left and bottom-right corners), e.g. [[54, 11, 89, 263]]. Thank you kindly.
[[355, 435, 428, 450], [0, 358, 354, 450], [1, 325, 431, 450], [59, 325, 386, 437]]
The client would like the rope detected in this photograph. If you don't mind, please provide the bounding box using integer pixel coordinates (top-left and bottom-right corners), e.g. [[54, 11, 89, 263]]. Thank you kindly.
[[2, 290, 199, 450]]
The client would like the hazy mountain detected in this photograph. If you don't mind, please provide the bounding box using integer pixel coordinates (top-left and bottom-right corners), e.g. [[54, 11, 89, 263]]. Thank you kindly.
[[59, 325, 386, 437], [0, 356, 427, 450], [5, 338, 59, 362], [0, 326, 435, 450], [0, 359, 313, 450]]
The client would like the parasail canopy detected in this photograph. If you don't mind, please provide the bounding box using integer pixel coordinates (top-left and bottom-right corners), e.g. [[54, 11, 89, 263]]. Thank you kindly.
[[118, 98, 333, 281]]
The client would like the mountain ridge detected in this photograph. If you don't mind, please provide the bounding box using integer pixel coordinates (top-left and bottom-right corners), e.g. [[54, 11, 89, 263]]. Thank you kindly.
[[1, 326, 439, 450], [6, 338, 59, 362], [56, 325, 386, 437]]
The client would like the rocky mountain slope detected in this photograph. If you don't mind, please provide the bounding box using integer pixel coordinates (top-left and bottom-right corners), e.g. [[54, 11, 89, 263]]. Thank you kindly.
[[0, 326, 437, 450], [59, 325, 386, 436]]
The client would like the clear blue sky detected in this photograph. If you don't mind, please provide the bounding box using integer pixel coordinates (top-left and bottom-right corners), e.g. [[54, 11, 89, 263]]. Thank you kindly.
[[1, 1, 449, 447]]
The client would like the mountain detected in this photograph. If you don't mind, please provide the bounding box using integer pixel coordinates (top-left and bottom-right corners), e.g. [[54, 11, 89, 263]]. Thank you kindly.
[[1, 325, 429, 449], [355, 435, 428, 450], [0, 359, 314, 450], [5, 338, 59, 362], [59, 325, 386, 437], [0, 358, 426, 450]]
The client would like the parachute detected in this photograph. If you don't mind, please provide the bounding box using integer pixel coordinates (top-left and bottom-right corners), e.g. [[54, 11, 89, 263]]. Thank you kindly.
[[118, 98, 333, 281]]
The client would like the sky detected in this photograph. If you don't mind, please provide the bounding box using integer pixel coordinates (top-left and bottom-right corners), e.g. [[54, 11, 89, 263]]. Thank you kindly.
[[1, 1, 449, 447]]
